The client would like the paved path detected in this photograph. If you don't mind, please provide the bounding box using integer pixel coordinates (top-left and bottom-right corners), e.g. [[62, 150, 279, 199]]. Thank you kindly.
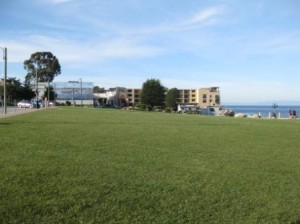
[[0, 107, 39, 119]]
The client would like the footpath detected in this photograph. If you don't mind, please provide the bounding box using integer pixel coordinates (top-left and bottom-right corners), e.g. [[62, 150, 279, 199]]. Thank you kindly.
[[0, 107, 38, 119]]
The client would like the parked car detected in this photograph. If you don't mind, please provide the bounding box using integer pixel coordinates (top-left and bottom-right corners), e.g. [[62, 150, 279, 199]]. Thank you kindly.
[[17, 100, 32, 108], [30, 100, 44, 108]]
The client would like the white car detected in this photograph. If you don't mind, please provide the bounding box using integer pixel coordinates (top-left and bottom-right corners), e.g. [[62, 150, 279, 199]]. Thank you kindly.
[[17, 101, 32, 108]]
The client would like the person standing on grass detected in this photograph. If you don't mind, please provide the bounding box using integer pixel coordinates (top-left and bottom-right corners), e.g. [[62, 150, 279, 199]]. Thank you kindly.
[[289, 109, 293, 119], [292, 109, 297, 119]]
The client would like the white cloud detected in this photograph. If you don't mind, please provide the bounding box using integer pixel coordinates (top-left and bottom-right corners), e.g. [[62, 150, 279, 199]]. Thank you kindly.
[[180, 6, 227, 27], [261, 33, 300, 55], [257, 2, 264, 11], [47, 0, 74, 4], [98, 38, 165, 58], [0, 35, 165, 64], [118, 5, 227, 36]]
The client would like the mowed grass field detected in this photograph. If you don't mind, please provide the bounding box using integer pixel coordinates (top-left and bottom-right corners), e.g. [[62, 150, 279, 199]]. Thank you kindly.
[[0, 107, 299, 223]]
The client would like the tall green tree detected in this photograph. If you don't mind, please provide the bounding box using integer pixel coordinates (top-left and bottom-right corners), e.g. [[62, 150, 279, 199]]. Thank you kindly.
[[19, 83, 36, 100], [140, 79, 165, 107], [93, 86, 105, 93], [6, 78, 22, 102], [24, 52, 61, 84], [0, 77, 35, 103], [165, 88, 178, 110]]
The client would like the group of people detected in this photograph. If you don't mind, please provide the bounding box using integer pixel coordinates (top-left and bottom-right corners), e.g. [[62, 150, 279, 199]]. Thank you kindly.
[[289, 109, 297, 119]]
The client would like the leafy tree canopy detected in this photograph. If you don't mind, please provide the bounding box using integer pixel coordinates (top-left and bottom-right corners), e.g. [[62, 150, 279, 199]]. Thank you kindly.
[[165, 88, 178, 110], [0, 77, 35, 102], [18, 83, 36, 101], [93, 86, 105, 93], [24, 52, 61, 84], [141, 78, 165, 107]]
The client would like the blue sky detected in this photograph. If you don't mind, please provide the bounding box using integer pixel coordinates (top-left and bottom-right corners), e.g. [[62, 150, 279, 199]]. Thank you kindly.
[[1, 0, 299, 104]]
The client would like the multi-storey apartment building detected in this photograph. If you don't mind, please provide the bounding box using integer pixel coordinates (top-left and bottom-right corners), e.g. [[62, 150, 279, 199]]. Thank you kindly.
[[175, 87, 221, 108], [126, 87, 220, 108], [177, 89, 197, 105], [196, 87, 220, 108], [126, 88, 142, 106], [94, 86, 220, 108]]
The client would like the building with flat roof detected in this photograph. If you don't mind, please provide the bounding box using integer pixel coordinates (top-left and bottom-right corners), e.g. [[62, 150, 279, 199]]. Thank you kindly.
[[53, 81, 94, 105], [93, 86, 220, 108], [195, 87, 220, 108], [94, 87, 126, 107], [126, 87, 220, 108]]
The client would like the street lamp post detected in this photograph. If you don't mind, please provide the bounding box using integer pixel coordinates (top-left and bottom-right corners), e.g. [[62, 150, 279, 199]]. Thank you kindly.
[[69, 81, 78, 106], [1, 47, 7, 114], [80, 78, 83, 107], [36, 69, 39, 108], [72, 87, 74, 106], [69, 80, 82, 106], [53, 83, 56, 106], [47, 78, 50, 108], [207, 94, 210, 115]]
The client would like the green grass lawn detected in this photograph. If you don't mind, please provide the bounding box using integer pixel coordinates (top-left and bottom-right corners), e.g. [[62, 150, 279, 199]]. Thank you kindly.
[[0, 107, 300, 223]]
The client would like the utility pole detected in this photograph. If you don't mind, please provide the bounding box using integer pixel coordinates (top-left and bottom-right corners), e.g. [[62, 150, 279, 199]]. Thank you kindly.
[[1, 47, 7, 114], [36, 69, 39, 108], [80, 78, 83, 107], [48, 78, 50, 108]]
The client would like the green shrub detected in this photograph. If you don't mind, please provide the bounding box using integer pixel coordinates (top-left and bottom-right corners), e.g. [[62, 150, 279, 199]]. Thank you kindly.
[[165, 107, 172, 113]]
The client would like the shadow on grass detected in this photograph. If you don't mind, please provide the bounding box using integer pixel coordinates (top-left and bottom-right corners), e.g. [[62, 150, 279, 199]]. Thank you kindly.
[[0, 123, 11, 125]]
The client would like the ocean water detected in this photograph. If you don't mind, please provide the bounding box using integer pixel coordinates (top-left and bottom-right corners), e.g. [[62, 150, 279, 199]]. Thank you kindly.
[[225, 105, 300, 118]]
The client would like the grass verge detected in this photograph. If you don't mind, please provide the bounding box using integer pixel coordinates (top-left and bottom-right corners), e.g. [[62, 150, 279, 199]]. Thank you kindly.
[[0, 107, 300, 223]]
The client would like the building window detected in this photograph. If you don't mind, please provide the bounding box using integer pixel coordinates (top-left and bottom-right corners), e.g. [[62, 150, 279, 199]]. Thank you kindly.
[[215, 95, 220, 104], [203, 94, 207, 98]]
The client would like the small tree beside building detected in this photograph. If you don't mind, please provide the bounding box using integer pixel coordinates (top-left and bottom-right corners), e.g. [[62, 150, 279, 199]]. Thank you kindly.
[[165, 88, 178, 111], [140, 79, 165, 109]]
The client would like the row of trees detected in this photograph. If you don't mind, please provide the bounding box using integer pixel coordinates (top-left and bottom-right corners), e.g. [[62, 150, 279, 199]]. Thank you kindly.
[[0, 78, 57, 105], [1, 52, 61, 105], [0, 78, 35, 104], [2, 51, 176, 109], [140, 78, 178, 110]]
